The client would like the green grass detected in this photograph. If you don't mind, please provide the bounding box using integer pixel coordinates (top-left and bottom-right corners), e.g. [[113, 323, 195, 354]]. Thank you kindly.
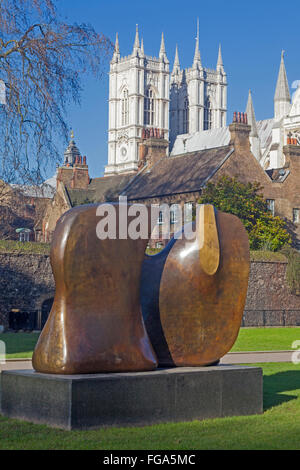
[[0, 363, 300, 449], [0, 239, 50, 255], [0, 333, 40, 358], [231, 327, 300, 352], [250, 250, 287, 262], [2, 327, 299, 359]]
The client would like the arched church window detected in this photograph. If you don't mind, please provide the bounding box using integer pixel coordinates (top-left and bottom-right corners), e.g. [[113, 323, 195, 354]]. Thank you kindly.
[[121, 89, 129, 126], [144, 88, 155, 126], [183, 98, 189, 134], [204, 97, 212, 130]]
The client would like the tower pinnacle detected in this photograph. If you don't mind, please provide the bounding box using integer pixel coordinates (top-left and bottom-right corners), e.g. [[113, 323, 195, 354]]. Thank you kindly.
[[172, 44, 180, 74], [159, 32, 166, 59], [246, 90, 258, 137], [112, 32, 120, 62], [193, 18, 201, 67], [132, 24, 140, 55], [274, 50, 291, 120], [217, 44, 224, 71], [140, 37, 144, 56]]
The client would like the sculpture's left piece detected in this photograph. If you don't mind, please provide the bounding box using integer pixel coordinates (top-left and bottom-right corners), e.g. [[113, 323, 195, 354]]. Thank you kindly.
[[32, 203, 158, 374]]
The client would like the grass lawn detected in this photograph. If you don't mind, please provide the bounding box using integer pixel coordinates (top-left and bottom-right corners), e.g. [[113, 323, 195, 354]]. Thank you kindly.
[[231, 327, 300, 352], [0, 333, 40, 358], [1, 327, 300, 359], [0, 362, 300, 450], [0, 240, 50, 255]]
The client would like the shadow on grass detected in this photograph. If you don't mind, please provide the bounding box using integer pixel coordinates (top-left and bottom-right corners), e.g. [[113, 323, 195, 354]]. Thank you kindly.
[[263, 371, 300, 411]]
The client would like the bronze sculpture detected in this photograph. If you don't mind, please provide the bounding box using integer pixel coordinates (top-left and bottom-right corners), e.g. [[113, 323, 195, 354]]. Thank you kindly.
[[33, 202, 250, 374], [32, 203, 157, 374], [141, 205, 250, 367]]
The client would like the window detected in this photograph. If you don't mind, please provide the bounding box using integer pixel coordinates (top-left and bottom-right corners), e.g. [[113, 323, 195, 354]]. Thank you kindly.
[[170, 209, 177, 225], [267, 199, 275, 216], [221, 112, 226, 127], [144, 88, 155, 125], [121, 89, 129, 126], [293, 208, 300, 224], [204, 96, 212, 130], [184, 202, 193, 223], [183, 98, 189, 134], [157, 211, 163, 225]]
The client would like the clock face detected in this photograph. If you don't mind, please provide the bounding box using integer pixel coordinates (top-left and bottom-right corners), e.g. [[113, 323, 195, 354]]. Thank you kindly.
[[120, 146, 128, 161]]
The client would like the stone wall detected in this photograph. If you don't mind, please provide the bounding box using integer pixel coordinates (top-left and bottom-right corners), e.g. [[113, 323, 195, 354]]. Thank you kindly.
[[243, 261, 300, 327], [0, 253, 299, 329], [0, 253, 54, 328]]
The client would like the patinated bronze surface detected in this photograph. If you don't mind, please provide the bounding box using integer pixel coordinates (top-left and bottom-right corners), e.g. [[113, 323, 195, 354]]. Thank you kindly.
[[33, 203, 157, 374], [141, 205, 250, 367]]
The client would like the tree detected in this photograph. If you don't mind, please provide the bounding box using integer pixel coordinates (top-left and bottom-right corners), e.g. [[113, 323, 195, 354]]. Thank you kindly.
[[198, 176, 291, 251], [0, 0, 112, 185]]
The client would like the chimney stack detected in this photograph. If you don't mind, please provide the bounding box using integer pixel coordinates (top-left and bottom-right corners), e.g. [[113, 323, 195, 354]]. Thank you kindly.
[[229, 112, 251, 150]]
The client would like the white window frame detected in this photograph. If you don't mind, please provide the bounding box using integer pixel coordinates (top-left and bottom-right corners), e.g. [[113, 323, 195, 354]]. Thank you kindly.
[[267, 199, 275, 216]]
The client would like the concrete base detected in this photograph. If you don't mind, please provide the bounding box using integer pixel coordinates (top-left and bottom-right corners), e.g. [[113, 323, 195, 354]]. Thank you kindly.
[[0, 365, 263, 430]]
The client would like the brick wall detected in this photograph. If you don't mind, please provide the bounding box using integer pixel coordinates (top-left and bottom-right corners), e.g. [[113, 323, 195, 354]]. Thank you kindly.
[[243, 260, 300, 327], [0, 253, 299, 329], [0, 253, 54, 328]]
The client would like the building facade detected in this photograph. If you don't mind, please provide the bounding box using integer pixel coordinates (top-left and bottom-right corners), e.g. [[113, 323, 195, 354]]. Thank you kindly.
[[105, 25, 227, 176]]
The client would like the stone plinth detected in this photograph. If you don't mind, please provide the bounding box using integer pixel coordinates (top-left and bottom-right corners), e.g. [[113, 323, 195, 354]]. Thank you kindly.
[[0, 365, 263, 430]]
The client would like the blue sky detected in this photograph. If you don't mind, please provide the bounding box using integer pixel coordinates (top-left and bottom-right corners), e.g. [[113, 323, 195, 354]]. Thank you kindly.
[[55, 0, 300, 179]]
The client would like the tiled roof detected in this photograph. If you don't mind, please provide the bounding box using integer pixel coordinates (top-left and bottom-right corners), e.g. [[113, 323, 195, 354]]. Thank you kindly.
[[67, 174, 133, 205], [123, 145, 234, 200]]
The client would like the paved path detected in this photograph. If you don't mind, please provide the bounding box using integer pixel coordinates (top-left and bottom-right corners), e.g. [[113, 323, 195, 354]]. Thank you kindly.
[[0, 351, 294, 372], [1, 359, 33, 371], [221, 350, 293, 364]]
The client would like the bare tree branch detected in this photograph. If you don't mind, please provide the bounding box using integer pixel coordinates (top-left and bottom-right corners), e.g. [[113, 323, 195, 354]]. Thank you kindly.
[[0, 0, 113, 185]]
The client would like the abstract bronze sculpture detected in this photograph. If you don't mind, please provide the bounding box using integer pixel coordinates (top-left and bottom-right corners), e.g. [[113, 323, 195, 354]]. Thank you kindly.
[[33, 203, 157, 374], [141, 205, 250, 367], [33, 202, 250, 374]]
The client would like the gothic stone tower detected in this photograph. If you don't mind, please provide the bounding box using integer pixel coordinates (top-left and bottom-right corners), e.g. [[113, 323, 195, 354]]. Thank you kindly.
[[169, 24, 227, 148], [105, 27, 170, 176]]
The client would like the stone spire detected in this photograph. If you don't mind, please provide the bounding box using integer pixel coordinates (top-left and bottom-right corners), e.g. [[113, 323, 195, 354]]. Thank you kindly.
[[193, 18, 201, 68], [216, 44, 224, 72], [112, 32, 120, 62], [172, 44, 180, 74], [132, 24, 140, 56], [246, 90, 258, 137], [159, 32, 167, 61], [140, 37, 144, 56], [274, 51, 291, 119]]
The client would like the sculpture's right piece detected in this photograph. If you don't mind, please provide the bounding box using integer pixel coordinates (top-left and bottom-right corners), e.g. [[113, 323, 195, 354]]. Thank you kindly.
[[141, 204, 250, 367]]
